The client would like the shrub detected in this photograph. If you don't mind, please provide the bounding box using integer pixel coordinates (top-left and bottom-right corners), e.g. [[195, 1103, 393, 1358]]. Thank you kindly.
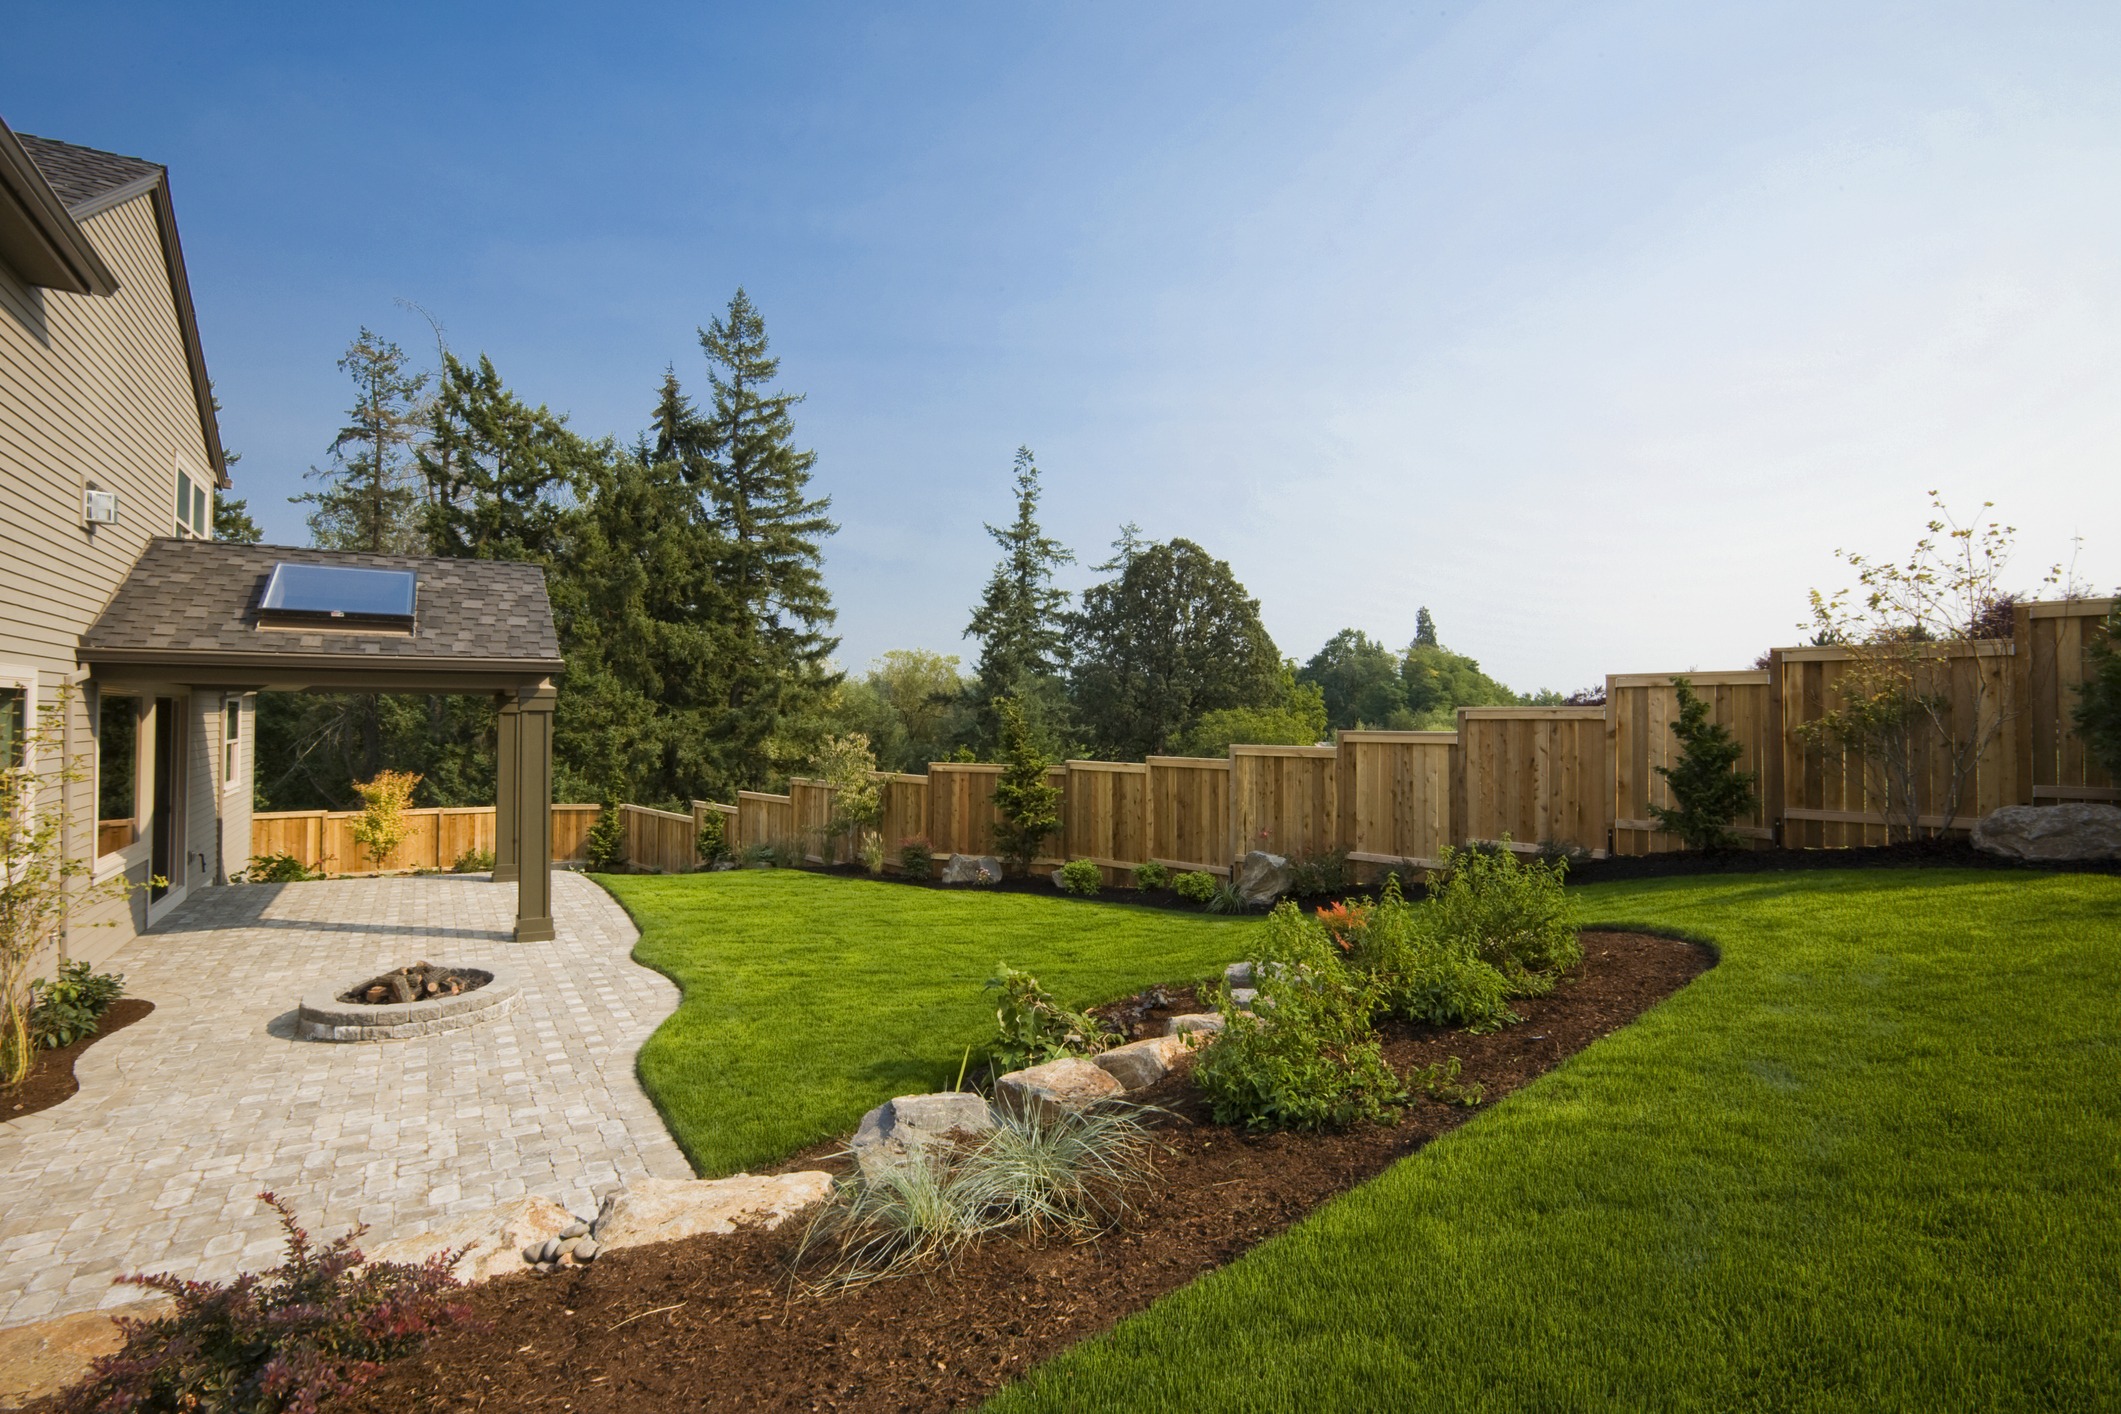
[[1131, 860, 1171, 891], [28, 962, 125, 1050], [1205, 880, 1251, 914], [694, 811, 729, 867], [239, 853, 318, 884], [986, 963, 1116, 1071], [899, 837, 935, 880], [1172, 870, 1218, 905], [1648, 676, 1761, 852], [1057, 858, 1102, 895], [1287, 850, 1352, 898], [1415, 1055, 1484, 1107], [1194, 903, 1404, 1131], [1341, 878, 1518, 1032], [449, 847, 495, 874], [348, 770, 421, 871], [2074, 602, 2121, 778], [60, 1192, 470, 1414], [991, 698, 1061, 876], [1425, 842, 1581, 988], [583, 803, 626, 871]]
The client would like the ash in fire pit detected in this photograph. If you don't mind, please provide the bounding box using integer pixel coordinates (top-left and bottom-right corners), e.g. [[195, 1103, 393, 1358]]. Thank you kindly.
[[341, 962, 492, 1006]]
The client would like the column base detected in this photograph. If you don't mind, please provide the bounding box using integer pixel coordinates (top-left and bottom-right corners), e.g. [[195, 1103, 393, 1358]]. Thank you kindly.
[[513, 917, 555, 943]]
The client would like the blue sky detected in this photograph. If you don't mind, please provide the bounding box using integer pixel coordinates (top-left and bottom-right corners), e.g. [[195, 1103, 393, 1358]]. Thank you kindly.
[[7, 2, 2119, 693]]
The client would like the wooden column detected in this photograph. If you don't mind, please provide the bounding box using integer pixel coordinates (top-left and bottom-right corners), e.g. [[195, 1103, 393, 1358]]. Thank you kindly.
[[493, 693, 520, 883], [499, 681, 556, 942]]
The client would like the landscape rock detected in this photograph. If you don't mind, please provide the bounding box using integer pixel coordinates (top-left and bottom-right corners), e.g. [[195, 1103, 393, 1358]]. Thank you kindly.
[[1166, 1012, 1226, 1037], [591, 1172, 835, 1254], [1229, 987, 1259, 1010], [0, 1302, 172, 1410], [940, 853, 1004, 885], [995, 1056, 1125, 1119], [850, 1091, 996, 1177], [1971, 803, 2121, 861], [1093, 1034, 1194, 1091], [572, 1238, 600, 1262], [1235, 850, 1294, 906], [368, 1195, 580, 1284], [1224, 961, 1255, 989]]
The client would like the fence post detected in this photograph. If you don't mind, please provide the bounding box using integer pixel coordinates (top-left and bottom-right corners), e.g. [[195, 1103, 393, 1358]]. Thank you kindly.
[[1764, 650, 1787, 848]]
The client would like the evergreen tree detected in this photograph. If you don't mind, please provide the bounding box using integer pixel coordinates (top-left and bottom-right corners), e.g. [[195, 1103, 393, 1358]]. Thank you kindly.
[[213, 496, 262, 544], [694, 289, 840, 787], [1068, 536, 1283, 758], [1649, 677, 1760, 852], [965, 447, 1074, 735], [991, 697, 1061, 875], [420, 353, 586, 563], [2070, 603, 2121, 779], [1400, 611, 1522, 726], [1413, 606, 1439, 648], [297, 328, 428, 553]]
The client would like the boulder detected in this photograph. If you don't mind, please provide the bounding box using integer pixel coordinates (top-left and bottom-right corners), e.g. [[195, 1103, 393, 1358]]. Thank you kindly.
[[1224, 961, 1255, 989], [850, 1091, 995, 1177], [366, 1195, 580, 1284], [592, 1172, 834, 1253], [940, 853, 1003, 884], [1235, 850, 1294, 906], [1166, 1012, 1226, 1037], [1971, 804, 2121, 861], [995, 1056, 1124, 1119], [1229, 987, 1259, 1010], [1093, 1034, 1194, 1091]]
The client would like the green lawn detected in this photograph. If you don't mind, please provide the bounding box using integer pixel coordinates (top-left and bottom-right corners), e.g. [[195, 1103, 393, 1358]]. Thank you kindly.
[[984, 869, 2121, 1413], [600, 869, 1254, 1175]]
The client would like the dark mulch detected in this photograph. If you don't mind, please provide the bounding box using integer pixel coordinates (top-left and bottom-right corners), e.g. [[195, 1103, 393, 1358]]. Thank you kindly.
[[1, 999, 155, 1123], [333, 931, 1711, 1414]]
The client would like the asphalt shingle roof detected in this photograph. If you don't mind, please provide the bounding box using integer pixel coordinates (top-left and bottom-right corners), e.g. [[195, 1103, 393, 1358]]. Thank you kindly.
[[82, 540, 564, 669], [15, 133, 161, 215]]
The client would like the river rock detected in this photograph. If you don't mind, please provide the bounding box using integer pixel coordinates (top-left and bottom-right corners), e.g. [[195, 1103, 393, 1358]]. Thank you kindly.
[[367, 1195, 581, 1284], [1235, 850, 1294, 906], [850, 1091, 995, 1177], [590, 1172, 835, 1253], [940, 853, 1003, 884], [1093, 1034, 1193, 1091], [1970, 803, 2121, 861], [995, 1056, 1124, 1119], [1166, 1012, 1226, 1037]]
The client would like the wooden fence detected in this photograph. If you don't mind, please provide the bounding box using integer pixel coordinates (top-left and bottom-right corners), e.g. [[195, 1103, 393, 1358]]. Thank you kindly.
[[252, 596, 2116, 879], [250, 803, 602, 877]]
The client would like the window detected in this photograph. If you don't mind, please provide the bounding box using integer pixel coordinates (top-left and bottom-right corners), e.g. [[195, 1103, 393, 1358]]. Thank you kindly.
[[175, 468, 210, 538], [97, 693, 138, 856], [222, 694, 242, 789], [0, 686, 24, 769]]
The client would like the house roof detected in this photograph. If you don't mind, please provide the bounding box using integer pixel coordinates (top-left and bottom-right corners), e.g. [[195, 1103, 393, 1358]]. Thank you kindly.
[[80, 540, 565, 693], [0, 115, 229, 487]]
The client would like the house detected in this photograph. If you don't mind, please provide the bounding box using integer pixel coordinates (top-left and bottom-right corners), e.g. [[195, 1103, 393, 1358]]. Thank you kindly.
[[1, 116, 564, 959]]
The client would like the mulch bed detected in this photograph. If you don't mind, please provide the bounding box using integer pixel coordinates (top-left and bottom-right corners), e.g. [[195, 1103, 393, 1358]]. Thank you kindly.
[[334, 930, 1711, 1414], [1, 999, 155, 1123]]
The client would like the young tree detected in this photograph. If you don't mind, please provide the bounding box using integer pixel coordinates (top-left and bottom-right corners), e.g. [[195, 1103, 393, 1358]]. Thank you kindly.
[[813, 732, 882, 863], [991, 697, 1061, 875], [694, 290, 840, 787], [1648, 677, 1760, 852], [298, 328, 428, 553], [1797, 495, 2057, 840], [965, 448, 1074, 734], [1068, 537, 1284, 758], [2073, 602, 2121, 778], [1299, 630, 1406, 730]]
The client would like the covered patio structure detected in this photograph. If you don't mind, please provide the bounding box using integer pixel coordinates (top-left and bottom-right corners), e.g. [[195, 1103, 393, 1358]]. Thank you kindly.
[[80, 539, 566, 941]]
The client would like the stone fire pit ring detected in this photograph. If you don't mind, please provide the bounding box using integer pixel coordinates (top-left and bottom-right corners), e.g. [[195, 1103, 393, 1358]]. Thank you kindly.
[[297, 963, 523, 1042]]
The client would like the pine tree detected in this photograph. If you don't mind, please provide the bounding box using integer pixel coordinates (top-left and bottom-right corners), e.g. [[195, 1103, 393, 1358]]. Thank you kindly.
[[1649, 677, 1760, 852], [1413, 606, 1439, 649], [420, 353, 586, 563], [213, 497, 262, 544], [966, 447, 1075, 734], [298, 328, 428, 553], [695, 289, 840, 787], [991, 697, 1061, 875]]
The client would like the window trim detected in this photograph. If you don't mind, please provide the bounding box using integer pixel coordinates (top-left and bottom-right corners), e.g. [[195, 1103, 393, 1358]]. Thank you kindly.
[[222, 692, 244, 793], [174, 458, 212, 539], [0, 665, 36, 772], [93, 688, 146, 876]]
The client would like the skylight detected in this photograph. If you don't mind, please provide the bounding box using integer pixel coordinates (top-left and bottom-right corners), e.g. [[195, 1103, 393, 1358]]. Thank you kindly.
[[258, 563, 417, 627]]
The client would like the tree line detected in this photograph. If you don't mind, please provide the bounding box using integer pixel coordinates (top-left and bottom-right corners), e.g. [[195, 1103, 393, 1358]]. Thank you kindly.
[[239, 296, 1574, 812]]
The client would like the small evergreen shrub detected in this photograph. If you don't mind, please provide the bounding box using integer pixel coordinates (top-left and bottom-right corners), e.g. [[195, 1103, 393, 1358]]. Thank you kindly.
[[1172, 871, 1218, 905], [1057, 858, 1102, 895], [986, 963, 1116, 1071], [899, 837, 936, 880], [1194, 904, 1404, 1131], [239, 853, 318, 884], [991, 698, 1061, 876], [28, 962, 125, 1050], [60, 1192, 470, 1414], [1131, 860, 1171, 891], [1425, 842, 1581, 988], [1287, 849, 1352, 897], [694, 811, 729, 866], [1648, 676, 1761, 851], [449, 847, 495, 874], [2074, 603, 2121, 778], [583, 803, 626, 871]]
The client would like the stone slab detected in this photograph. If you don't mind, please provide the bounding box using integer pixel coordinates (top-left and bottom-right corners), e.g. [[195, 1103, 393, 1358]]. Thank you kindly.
[[995, 1057, 1124, 1119], [591, 1173, 834, 1253]]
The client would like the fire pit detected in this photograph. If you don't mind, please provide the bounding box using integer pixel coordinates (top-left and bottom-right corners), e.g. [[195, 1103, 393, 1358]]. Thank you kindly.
[[297, 961, 521, 1042]]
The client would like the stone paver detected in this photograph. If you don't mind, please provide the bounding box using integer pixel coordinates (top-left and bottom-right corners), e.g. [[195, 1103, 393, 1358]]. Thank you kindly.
[[0, 871, 690, 1329]]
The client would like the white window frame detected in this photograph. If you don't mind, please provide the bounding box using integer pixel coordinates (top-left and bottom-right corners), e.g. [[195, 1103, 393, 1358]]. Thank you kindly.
[[222, 692, 244, 793], [174, 457, 212, 539], [93, 687, 150, 880], [0, 665, 36, 773]]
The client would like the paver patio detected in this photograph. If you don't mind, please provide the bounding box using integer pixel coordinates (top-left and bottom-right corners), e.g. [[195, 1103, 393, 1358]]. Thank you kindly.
[[0, 871, 690, 1329]]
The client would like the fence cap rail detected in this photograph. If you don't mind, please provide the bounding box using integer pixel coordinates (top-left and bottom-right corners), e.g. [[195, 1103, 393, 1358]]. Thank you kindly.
[[1229, 743, 1336, 757], [1064, 759, 1149, 773], [620, 804, 693, 823], [1457, 706, 1605, 720], [737, 789, 792, 803], [926, 761, 1004, 774], [1145, 755, 1229, 768], [1775, 640, 2014, 663], [2026, 596, 2116, 620], [1335, 730, 1457, 743], [1606, 670, 1768, 688]]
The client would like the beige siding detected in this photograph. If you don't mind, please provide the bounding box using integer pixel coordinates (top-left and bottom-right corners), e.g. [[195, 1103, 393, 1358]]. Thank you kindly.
[[0, 187, 227, 960]]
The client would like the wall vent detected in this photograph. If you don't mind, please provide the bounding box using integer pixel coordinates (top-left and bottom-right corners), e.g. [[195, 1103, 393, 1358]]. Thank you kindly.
[[83, 489, 119, 526]]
